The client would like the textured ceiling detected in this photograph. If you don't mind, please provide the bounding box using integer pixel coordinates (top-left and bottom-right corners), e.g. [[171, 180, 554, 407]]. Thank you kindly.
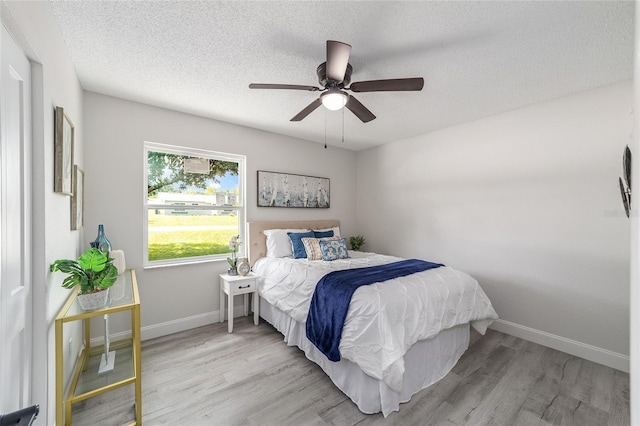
[[49, 1, 634, 151]]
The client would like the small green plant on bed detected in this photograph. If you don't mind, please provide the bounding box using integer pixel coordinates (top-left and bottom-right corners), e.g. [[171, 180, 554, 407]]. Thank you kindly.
[[349, 235, 366, 251]]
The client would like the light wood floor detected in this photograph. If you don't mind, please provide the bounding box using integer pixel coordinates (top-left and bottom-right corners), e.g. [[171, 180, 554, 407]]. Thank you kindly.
[[72, 316, 630, 426]]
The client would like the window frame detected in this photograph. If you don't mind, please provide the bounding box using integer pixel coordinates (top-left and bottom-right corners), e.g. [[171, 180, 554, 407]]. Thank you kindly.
[[143, 141, 246, 268]]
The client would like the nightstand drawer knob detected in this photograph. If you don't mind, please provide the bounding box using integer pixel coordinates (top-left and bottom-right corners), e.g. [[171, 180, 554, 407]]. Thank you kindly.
[[238, 284, 251, 289]]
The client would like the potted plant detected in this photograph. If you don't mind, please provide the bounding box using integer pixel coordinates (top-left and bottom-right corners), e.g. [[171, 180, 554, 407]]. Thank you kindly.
[[349, 235, 366, 251], [227, 235, 241, 275], [50, 248, 119, 310]]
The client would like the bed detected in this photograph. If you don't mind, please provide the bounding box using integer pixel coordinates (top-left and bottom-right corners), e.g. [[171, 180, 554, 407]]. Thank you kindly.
[[247, 220, 498, 417]]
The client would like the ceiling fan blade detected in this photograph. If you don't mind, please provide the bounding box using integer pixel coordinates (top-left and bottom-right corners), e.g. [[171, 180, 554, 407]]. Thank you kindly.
[[326, 40, 351, 83], [345, 95, 376, 123], [290, 98, 322, 121], [249, 83, 319, 91], [349, 77, 424, 92]]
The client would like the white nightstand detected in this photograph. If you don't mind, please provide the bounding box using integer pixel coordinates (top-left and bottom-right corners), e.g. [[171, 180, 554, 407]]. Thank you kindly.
[[219, 273, 259, 333]]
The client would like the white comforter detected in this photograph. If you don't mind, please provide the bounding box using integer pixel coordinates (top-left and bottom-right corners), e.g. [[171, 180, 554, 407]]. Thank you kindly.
[[253, 252, 498, 391]]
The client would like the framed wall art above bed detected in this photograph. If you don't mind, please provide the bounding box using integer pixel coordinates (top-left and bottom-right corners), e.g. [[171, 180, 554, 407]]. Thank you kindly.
[[257, 170, 329, 208]]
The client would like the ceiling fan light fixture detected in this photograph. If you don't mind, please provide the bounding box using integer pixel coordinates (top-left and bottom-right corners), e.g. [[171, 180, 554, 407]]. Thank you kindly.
[[321, 90, 348, 111], [249, 40, 423, 123]]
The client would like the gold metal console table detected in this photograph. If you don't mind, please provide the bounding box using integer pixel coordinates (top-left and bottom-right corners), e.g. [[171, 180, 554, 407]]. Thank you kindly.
[[55, 269, 141, 425]]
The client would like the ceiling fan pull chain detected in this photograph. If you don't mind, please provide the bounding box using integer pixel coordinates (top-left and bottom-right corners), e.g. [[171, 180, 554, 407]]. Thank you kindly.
[[341, 109, 344, 143], [324, 109, 328, 149]]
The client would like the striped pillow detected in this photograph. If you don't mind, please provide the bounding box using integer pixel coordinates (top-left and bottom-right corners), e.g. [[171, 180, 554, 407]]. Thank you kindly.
[[301, 237, 339, 261]]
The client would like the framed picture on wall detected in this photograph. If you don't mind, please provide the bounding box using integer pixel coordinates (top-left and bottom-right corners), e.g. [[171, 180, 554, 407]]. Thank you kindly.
[[54, 106, 74, 195], [257, 170, 330, 208], [70, 165, 84, 230]]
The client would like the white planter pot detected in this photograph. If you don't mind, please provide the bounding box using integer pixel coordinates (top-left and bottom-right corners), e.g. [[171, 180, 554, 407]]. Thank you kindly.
[[77, 288, 109, 310]]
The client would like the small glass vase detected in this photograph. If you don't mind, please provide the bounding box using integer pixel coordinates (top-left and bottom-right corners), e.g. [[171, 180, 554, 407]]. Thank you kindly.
[[228, 267, 238, 276], [92, 224, 112, 253]]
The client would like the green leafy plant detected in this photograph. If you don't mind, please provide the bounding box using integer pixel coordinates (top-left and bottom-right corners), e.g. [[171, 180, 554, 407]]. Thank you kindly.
[[349, 235, 366, 251], [50, 248, 118, 294]]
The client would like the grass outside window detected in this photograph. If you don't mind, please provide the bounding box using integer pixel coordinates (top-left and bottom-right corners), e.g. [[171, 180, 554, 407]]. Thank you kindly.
[[147, 211, 239, 261]]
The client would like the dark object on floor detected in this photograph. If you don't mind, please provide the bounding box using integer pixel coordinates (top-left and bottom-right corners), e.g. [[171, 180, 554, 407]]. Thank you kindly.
[[0, 404, 39, 426]]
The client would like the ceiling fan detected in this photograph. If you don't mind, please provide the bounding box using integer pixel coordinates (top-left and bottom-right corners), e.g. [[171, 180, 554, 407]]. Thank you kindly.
[[249, 40, 424, 123]]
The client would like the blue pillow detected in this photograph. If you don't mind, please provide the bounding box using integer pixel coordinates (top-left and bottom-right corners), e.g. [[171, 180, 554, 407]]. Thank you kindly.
[[319, 238, 350, 261], [313, 230, 334, 238], [287, 231, 315, 258]]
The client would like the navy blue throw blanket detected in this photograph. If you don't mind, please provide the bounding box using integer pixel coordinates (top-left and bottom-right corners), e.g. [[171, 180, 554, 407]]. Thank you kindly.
[[306, 259, 443, 362]]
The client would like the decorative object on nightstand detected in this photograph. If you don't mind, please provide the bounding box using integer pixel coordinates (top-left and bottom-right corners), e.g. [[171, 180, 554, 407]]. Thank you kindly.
[[50, 248, 118, 311], [236, 258, 251, 276], [219, 273, 259, 333], [349, 235, 366, 251], [227, 234, 240, 275]]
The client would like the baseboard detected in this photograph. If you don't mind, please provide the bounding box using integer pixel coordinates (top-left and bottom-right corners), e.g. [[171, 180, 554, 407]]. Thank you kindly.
[[139, 311, 219, 341], [490, 319, 629, 373], [89, 306, 246, 346], [90, 312, 629, 373]]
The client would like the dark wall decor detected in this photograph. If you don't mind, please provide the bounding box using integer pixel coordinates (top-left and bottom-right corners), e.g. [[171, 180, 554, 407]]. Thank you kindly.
[[619, 145, 632, 218], [258, 170, 329, 208], [70, 165, 84, 230], [54, 106, 74, 195]]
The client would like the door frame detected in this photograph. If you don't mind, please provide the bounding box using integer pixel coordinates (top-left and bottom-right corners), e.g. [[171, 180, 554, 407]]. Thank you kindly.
[[0, 22, 33, 414]]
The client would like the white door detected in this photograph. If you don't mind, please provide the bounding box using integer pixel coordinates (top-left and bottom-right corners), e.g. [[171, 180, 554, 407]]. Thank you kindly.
[[0, 24, 32, 414]]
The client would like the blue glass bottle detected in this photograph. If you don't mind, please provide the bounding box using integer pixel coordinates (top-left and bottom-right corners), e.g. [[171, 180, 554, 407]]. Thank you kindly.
[[93, 224, 112, 253]]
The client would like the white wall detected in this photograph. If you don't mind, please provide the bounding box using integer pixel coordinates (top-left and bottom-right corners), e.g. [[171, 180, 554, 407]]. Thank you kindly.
[[2, 0, 632, 420], [1, 1, 85, 424], [83, 92, 357, 339], [630, 6, 640, 423], [356, 81, 632, 371]]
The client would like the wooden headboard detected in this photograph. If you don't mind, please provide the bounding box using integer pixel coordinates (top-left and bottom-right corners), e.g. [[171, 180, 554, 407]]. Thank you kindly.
[[247, 220, 341, 266]]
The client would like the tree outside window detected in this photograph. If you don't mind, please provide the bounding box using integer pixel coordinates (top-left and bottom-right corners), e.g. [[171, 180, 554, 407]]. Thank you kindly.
[[144, 142, 245, 266]]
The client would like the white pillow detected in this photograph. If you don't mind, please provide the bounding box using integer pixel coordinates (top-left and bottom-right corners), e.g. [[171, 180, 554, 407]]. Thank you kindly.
[[313, 226, 341, 238], [263, 228, 310, 258]]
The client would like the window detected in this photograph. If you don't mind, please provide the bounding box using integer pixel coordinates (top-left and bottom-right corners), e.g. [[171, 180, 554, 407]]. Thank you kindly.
[[144, 142, 245, 267]]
